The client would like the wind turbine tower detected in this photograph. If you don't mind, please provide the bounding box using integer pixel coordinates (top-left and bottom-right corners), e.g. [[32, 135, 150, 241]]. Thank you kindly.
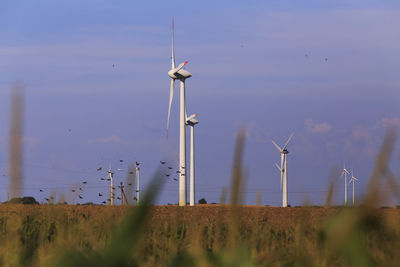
[[349, 169, 358, 206], [107, 166, 114, 206], [186, 113, 198, 206], [135, 162, 141, 205], [166, 19, 192, 206], [341, 164, 350, 206], [272, 133, 294, 207]]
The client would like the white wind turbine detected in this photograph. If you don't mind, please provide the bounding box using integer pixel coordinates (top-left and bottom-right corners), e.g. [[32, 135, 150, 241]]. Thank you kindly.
[[186, 113, 198, 206], [166, 19, 192, 206], [348, 169, 358, 206], [107, 165, 115, 206], [341, 164, 350, 206], [272, 133, 294, 207]]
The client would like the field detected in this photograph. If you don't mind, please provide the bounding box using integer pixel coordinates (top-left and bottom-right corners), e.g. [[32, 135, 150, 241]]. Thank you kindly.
[[0, 128, 398, 266], [0, 204, 399, 266]]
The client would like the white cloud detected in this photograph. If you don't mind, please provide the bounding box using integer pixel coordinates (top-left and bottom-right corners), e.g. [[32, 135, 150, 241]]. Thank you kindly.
[[305, 119, 332, 134], [88, 135, 120, 144]]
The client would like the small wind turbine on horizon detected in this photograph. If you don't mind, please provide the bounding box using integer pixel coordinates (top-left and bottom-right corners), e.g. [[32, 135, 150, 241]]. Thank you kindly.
[[341, 164, 350, 206], [348, 169, 358, 206], [272, 133, 294, 208], [166, 18, 192, 206], [186, 113, 198, 206]]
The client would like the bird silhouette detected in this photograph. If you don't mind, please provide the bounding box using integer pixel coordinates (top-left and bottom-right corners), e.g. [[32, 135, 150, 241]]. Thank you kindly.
[[72, 189, 76, 192], [82, 181, 87, 184], [176, 171, 180, 173], [97, 167, 102, 171], [173, 178, 178, 181], [102, 201, 106, 204], [39, 189, 43, 192], [135, 162, 141, 166], [120, 159, 123, 162], [101, 178, 105, 180], [117, 197, 121, 200], [98, 193, 103, 197], [160, 161, 166, 164], [128, 183, 132, 186], [168, 167, 173, 169], [79, 195, 83, 199], [165, 174, 170, 177]]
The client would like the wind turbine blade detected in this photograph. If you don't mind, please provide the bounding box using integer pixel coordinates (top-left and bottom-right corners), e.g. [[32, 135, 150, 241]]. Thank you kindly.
[[175, 61, 188, 73], [282, 132, 294, 150], [171, 18, 175, 69], [274, 163, 281, 171], [166, 78, 175, 139], [280, 172, 283, 189], [271, 140, 282, 152]]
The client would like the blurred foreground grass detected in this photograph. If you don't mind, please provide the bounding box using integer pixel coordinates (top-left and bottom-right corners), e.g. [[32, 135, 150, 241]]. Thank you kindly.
[[0, 128, 398, 266]]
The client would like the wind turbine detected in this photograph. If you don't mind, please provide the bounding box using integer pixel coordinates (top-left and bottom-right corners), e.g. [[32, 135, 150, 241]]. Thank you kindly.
[[166, 19, 192, 206], [272, 133, 294, 207], [107, 165, 114, 206], [341, 164, 350, 206], [348, 169, 358, 206], [186, 113, 198, 206], [135, 162, 141, 205]]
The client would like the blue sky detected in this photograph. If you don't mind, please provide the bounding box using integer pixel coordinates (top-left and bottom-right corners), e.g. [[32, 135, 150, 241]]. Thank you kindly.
[[0, 1, 399, 205]]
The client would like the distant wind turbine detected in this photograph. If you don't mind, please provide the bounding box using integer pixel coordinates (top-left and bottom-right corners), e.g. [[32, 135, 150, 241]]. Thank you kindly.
[[186, 113, 198, 206], [166, 18, 192, 206], [272, 133, 294, 207], [341, 164, 350, 206], [348, 169, 358, 206]]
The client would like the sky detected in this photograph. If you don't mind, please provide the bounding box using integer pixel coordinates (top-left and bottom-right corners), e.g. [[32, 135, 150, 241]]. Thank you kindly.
[[0, 0, 399, 206]]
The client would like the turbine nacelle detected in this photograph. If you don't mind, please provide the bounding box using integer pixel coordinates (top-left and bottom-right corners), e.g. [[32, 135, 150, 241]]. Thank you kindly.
[[186, 113, 198, 125], [168, 62, 192, 80]]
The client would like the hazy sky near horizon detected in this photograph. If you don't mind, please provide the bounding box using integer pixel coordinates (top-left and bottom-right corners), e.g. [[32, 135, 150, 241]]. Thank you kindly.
[[0, 0, 399, 205]]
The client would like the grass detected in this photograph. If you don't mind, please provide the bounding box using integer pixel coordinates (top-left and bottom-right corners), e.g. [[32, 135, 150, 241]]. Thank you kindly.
[[0, 128, 398, 266]]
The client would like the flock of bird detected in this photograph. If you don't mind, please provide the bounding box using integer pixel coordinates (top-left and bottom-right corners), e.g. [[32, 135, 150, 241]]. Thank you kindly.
[[36, 159, 178, 205]]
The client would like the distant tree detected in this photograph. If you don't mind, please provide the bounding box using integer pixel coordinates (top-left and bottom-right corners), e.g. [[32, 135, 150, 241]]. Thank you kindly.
[[198, 198, 207, 204], [6, 196, 38, 204]]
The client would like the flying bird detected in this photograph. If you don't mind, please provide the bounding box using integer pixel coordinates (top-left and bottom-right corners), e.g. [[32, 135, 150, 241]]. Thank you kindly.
[[128, 183, 132, 186], [101, 178, 105, 180], [79, 195, 83, 199], [135, 161, 141, 166], [71, 189, 76, 192], [120, 159, 123, 162], [176, 171, 180, 174], [165, 174, 170, 177], [129, 171, 134, 174], [160, 161, 166, 164], [98, 193, 103, 197], [79, 187, 83, 191], [82, 181, 87, 184], [97, 167, 102, 171], [117, 197, 121, 200], [102, 201, 106, 204], [168, 167, 173, 170], [39, 189, 43, 192], [173, 178, 178, 181]]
